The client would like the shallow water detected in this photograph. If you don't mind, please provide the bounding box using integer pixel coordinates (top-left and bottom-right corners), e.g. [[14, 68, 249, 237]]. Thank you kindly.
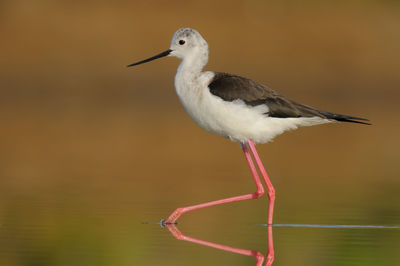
[[0, 110, 400, 265], [1, 130, 400, 266], [2, 196, 400, 266]]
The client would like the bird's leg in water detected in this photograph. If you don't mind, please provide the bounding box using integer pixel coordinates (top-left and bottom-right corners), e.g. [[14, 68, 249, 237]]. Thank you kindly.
[[163, 141, 270, 225], [248, 139, 275, 225]]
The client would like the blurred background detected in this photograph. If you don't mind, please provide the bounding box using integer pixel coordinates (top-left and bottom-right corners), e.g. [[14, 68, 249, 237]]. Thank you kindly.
[[0, 0, 399, 265]]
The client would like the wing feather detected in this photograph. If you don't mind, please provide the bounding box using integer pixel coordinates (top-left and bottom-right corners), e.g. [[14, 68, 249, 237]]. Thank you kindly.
[[208, 72, 370, 124]]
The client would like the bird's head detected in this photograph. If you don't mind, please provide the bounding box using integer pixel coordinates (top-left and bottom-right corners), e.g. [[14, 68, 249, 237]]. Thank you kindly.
[[169, 28, 208, 59], [127, 28, 208, 67]]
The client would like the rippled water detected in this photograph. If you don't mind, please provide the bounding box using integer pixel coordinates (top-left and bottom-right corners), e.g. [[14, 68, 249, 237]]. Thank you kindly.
[[1, 176, 400, 266]]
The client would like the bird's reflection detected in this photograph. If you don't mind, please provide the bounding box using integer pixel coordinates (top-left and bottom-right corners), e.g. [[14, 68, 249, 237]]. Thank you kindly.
[[165, 224, 274, 266]]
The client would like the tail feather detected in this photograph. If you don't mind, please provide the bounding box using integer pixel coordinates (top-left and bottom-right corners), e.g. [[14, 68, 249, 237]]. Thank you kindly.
[[321, 111, 371, 125]]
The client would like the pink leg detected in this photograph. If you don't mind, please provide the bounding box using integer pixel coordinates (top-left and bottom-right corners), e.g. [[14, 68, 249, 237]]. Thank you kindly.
[[248, 140, 275, 225], [166, 224, 267, 266], [166, 224, 270, 266], [266, 225, 275, 266], [163, 142, 265, 224]]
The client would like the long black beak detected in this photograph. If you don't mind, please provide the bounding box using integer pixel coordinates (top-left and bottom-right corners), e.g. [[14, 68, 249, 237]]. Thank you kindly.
[[127, 49, 172, 67]]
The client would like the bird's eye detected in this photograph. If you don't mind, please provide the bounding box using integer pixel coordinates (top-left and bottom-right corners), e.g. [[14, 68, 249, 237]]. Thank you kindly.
[[179, 40, 185, 45]]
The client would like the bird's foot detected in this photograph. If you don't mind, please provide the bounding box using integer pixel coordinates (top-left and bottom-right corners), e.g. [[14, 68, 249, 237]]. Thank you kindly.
[[161, 208, 184, 227], [160, 219, 178, 228]]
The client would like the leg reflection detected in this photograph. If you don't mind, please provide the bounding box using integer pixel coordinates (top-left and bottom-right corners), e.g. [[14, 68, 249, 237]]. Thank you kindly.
[[165, 224, 274, 266]]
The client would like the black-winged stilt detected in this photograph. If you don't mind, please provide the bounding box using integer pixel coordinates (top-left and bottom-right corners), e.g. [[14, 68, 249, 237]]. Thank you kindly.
[[128, 28, 369, 226]]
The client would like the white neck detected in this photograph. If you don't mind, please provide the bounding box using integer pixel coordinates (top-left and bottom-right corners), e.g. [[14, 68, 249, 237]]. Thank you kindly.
[[176, 48, 209, 81]]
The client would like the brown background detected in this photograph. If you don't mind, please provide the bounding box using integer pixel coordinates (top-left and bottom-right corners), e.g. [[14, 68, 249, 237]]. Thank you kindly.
[[0, 1, 399, 265]]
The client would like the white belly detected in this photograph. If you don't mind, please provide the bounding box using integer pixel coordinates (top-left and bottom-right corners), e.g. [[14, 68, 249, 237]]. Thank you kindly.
[[175, 72, 330, 144]]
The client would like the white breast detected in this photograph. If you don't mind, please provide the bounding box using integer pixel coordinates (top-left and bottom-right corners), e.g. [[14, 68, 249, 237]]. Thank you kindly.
[[175, 71, 330, 144]]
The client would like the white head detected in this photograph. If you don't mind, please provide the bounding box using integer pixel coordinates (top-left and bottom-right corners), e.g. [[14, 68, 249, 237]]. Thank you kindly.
[[127, 28, 209, 69], [169, 28, 208, 60]]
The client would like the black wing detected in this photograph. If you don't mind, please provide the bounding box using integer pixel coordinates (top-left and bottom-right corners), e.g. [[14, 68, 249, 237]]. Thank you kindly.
[[208, 72, 370, 124]]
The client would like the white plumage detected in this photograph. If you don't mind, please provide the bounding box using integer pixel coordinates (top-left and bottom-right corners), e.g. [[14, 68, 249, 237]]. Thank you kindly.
[[127, 27, 368, 144], [171, 28, 330, 144], [175, 70, 329, 144]]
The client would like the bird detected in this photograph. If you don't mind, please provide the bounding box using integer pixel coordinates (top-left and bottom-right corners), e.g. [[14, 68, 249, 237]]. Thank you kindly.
[[127, 28, 369, 226]]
